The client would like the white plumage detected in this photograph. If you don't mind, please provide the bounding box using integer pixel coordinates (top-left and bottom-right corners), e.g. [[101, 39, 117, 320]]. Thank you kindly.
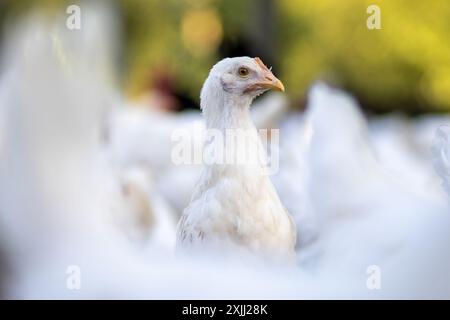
[[432, 125, 450, 197], [176, 57, 296, 260], [299, 83, 448, 276]]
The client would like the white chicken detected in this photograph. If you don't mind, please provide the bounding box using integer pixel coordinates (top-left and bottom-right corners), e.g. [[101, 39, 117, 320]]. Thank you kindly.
[[300, 83, 448, 277], [176, 57, 296, 261]]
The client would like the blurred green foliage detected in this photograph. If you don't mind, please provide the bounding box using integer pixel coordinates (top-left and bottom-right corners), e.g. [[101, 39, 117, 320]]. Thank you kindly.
[[1, 0, 449, 113], [118, 0, 249, 99], [279, 0, 450, 113]]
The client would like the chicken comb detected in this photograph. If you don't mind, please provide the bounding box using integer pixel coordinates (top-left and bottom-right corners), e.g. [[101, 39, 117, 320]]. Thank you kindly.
[[254, 57, 270, 72]]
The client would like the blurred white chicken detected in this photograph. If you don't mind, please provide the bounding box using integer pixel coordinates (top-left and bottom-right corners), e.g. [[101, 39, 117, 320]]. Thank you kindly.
[[0, 8, 177, 296], [369, 115, 445, 202], [300, 83, 448, 277], [431, 125, 450, 197]]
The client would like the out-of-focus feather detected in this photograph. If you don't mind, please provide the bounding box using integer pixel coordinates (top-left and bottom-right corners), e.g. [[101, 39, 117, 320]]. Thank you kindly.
[[431, 125, 450, 197]]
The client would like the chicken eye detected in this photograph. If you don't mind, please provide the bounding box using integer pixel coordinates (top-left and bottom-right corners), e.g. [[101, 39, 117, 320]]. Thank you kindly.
[[238, 67, 249, 77]]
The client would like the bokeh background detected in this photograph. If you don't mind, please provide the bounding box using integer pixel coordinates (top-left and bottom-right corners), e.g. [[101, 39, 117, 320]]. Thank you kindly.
[[1, 0, 449, 113]]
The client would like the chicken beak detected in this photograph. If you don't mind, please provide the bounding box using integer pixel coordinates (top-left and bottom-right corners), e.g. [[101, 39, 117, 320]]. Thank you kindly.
[[252, 57, 285, 92], [259, 76, 285, 92]]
